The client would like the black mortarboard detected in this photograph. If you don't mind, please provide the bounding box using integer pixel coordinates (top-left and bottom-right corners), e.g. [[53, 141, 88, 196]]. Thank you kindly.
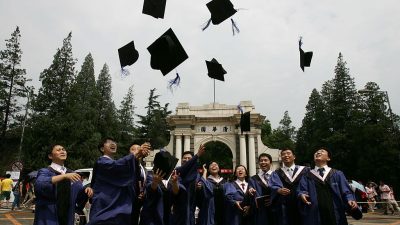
[[153, 150, 179, 179], [142, 0, 166, 19], [118, 41, 139, 69], [299, 37, 313, 72], [240, 111, 251, 133], [147, 28, 189, 76], [206, 0, 237, 25], [206, 58, 227, 81]]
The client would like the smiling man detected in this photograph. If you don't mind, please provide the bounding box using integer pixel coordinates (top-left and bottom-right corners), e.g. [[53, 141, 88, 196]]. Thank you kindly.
[[269, 148, 309, 225], [297, 148, 358, 225], [88, 137, 150, 225]]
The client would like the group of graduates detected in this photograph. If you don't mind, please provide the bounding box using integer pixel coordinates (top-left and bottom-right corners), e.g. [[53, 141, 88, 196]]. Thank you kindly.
[[33, 137, 361, 225]]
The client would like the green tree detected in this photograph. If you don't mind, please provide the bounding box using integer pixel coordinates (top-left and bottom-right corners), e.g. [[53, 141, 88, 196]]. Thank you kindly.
[[296, 89, 330, 163], [65, 53, 100, 168], [265, 111, 296, 150], [0, 26, 27, 138], [34, 32, 76, 115], [25, 32, 77, 169], [320, 53, 361, 169], [260, 119, 272, 145], [96, 63, 118, 138], [117, 85, 136, 145], [137, 88, 171, 149]]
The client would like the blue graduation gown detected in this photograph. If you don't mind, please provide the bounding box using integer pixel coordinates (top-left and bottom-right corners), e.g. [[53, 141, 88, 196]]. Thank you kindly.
[[34, 168, 87, 225], [224, 181, 250, 225], [269, 166, 309, 225], [248, 174, 273, 225], [197, 176, 227, 225], [297, 169, 355, 225], [174, 154, 200, 225], [139, 174, 185, 225], [88, 154, 137, 225]]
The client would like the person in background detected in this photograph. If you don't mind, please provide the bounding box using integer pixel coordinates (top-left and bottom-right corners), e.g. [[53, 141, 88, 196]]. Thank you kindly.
[[388, 186, 400, 215], [11, 179, 23, 211], [365, 182, 377, 212], [379, 181, 394, 215], [0, 174, 13, 208]]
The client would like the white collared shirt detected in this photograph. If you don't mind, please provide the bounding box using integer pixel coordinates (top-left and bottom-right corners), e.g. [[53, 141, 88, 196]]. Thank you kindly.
[[235, 179, 248, 192], [258, 169, 272, 185], [208, 175, 224, 184], [102, 155, 112, 160], [313, 165, 331, 181], [282, 164, 296, 178], [50, 162, 66, 174]]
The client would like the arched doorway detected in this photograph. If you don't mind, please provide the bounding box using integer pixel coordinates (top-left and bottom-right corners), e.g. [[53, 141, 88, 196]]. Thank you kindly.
[[199, 141, 233, 175]]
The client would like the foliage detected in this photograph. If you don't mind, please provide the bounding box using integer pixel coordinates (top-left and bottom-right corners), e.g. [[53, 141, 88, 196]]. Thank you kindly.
[[0, 26, 27, 138], [136, 88, 171, 149]]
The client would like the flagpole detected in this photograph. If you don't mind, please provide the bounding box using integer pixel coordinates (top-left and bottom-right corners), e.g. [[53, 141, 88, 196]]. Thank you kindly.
[[213, 79, 216, 108]]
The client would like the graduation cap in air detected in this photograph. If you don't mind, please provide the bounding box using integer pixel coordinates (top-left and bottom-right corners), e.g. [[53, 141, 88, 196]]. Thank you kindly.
[[118, 41, 139, 75], [142, 0, 166, 19], [148, 28, 188, 90], [299, 37, 313, 72], [206, 58, 227, 81], [240, 111, 251, 133], [153, 150, 179, 180], [202, 0, 240, 35]]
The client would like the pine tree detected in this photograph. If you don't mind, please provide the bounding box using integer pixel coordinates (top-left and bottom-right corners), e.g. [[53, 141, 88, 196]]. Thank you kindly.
[[34, 32, 76, 115], [65, 53, 100, 168], [25, 32, 76, 168], [118, 85, 136, 144], [137, 88, 171, 149], [320, 53, 361, 169], [296, 89, 330, 163], [96, 63, 118, 138], [265, 111, 296, 150], [0, 26, 27, 138]]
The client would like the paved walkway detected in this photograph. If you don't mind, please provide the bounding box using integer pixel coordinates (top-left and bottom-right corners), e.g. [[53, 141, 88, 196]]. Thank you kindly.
[[2, 207, 400, 225]]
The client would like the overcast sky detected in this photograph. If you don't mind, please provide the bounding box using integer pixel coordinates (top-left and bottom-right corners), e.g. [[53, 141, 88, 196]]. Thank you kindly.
[[1, 0, 399, 128]]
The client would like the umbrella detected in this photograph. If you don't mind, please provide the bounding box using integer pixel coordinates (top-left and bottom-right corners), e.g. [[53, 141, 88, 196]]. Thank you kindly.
[[350, 180, 366, 192], [27, 170, 38, 179]]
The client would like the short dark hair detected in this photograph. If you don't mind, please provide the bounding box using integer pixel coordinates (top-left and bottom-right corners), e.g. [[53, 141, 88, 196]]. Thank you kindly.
[[318, 147, 331, 158], [258, 153, 272, 163], [182, 151, 194, 158], [98, 137, 116, 153], [48, 144, 64, 155], [232, 165, 248, 181], [5, 174, 11, 178], [280, 148, 295, 156]]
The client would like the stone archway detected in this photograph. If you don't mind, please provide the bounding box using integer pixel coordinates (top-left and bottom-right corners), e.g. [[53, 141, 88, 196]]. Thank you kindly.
[[155, 101, 281, 176], [198, 141, 233, 171]]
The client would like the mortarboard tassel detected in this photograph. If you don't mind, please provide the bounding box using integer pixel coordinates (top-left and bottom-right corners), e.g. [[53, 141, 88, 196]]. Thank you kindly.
[[121, 68, 130, 77], [237, 104, 243, 114], [299, 36, 303, 48], [231, 19, 240, 35], [168, 72, 181, 92], [202, 18, 213, 31]]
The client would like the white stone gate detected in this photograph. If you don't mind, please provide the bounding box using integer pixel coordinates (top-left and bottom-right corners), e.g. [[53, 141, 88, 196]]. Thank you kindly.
[[162, 101, 280, 176]]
